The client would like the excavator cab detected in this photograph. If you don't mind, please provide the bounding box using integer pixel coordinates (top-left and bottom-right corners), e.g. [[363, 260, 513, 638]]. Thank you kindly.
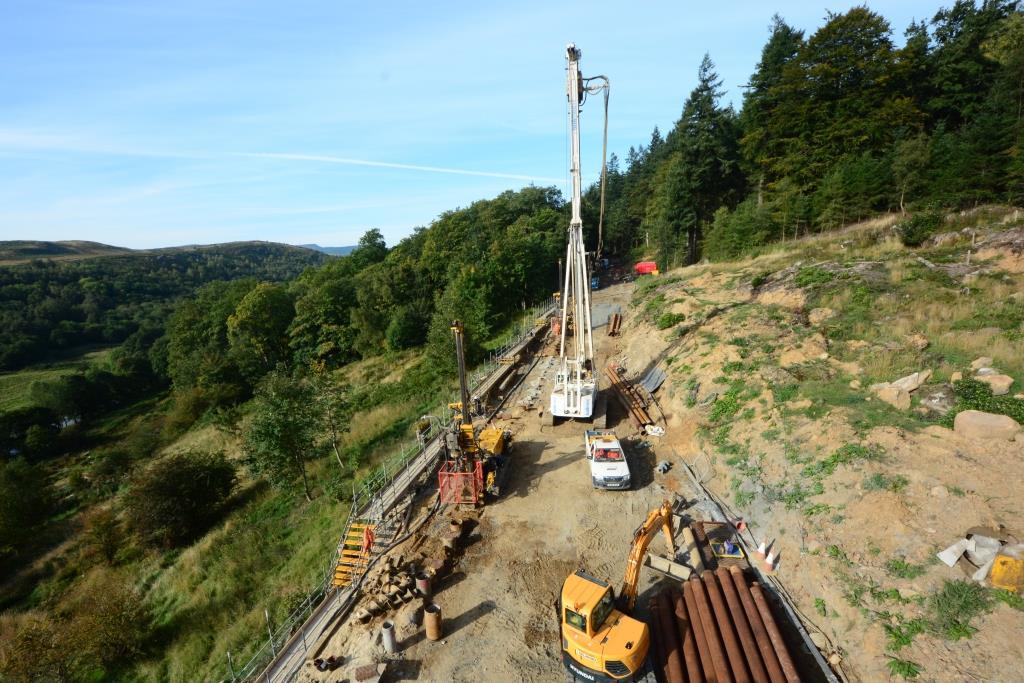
[[560, 570, 650, 681]]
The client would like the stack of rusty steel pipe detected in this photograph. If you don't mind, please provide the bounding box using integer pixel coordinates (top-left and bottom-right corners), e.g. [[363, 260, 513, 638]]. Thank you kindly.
[[648, 566, 801, 683]]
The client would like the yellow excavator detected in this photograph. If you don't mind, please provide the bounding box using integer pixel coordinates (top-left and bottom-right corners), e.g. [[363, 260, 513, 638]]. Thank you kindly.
[[559, 500, 674, 682]]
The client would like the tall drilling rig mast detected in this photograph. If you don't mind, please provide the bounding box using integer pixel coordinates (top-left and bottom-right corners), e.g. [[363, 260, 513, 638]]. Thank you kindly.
[[550, 43, 606, 421]]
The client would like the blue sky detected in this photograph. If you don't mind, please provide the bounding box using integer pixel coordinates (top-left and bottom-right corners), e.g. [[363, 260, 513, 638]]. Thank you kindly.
[[1, 0, 944, 249]]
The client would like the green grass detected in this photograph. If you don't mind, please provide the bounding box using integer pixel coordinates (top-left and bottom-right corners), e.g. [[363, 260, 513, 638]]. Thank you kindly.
[[886, 656, 922, 679], [885, 558, 926, 580], [656, 311, 686, 329], [929, 579, 993, 641], [793, 266, 836, 287], [993, 588, 1024, 611], [884, 618, 927, 651], [864, 473, 909, 493], [801, 443, 884, 479], [0, 346, 114, 411]]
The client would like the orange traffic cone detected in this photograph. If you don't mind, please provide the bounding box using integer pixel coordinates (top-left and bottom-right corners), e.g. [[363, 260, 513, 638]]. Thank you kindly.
[[764, 549, 776, 572]]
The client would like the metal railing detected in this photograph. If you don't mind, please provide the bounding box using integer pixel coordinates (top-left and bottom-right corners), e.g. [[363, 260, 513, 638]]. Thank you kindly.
[[230, 297, 556, 682]]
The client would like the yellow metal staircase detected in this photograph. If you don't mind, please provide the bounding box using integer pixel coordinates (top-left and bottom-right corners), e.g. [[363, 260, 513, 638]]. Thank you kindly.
[[332, 519, 375, 587]]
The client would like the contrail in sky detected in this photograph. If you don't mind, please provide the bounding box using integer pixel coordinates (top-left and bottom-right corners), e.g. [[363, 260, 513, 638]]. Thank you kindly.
[[238, 152, 561, 183]]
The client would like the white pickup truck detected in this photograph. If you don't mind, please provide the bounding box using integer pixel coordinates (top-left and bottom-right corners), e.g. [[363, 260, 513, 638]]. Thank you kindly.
[[584, 429, 631, 490]]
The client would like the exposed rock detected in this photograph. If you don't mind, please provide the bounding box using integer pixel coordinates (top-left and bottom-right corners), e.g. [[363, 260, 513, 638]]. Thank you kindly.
[[849, 379, 862, 389], [757, 287, 807, 311], [891, 369, 932, 393], [971, 356, 994, 371], [953, 410, 1022, 441], [907, 333, 929, 350], [876, 385, 911, 410], [779, 348, 807, 367], [951, 371, 963, 382], [830, 358, 862, 376], [976, 374, 1014, 396], [809, 307, 835, 325], [931, 485, 949, 498], [1015, 393, 1024, 400], [918, 385, 955, 414], [974, 367, 1000, 377]]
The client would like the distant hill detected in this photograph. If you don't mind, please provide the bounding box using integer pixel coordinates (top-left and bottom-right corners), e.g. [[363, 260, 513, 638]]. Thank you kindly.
[[0, 239, 336, 266], [298, 243, 356, 256], [0, 241, 329, 370], [0, 240, 131, 265]]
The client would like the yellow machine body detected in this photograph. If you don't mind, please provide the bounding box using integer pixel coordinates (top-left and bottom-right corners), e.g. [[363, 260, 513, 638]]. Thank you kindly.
[[560, 570, 649, 680]]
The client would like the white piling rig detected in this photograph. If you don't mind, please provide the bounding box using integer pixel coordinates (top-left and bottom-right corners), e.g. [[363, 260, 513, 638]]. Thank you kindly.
[[555, 42, 595, 414]]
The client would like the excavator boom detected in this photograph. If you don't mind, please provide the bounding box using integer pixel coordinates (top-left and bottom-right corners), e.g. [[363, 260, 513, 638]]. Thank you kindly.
[[620, 500, 675, 612]]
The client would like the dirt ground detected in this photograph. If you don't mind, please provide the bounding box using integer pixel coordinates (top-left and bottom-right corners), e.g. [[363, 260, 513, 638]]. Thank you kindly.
[[303, 282, 696, 682]]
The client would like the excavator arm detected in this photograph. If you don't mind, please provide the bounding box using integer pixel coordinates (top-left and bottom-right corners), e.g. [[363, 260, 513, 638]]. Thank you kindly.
[[619, 499, 675, 612]]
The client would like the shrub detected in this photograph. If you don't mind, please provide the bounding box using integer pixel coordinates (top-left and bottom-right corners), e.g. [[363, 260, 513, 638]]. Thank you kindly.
[[65, 570, 150, 667], [656, 312, 686, 330], [0, 458, 53, 556], [896, 210, 942, 247], [126, 450, 236, 547], [941, 378, 1024, 426]]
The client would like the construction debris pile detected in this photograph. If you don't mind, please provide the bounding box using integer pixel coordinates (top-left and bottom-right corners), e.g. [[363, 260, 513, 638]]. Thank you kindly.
[[352, 516, 474, 625]]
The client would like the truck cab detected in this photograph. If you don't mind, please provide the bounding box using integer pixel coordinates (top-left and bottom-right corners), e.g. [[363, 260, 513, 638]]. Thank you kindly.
[[585, 429, 631, 490]]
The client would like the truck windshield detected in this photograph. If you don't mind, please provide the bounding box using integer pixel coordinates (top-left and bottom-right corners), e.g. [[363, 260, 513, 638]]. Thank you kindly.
[[593, 448, 624, 462], [591, 589, 615, 631]]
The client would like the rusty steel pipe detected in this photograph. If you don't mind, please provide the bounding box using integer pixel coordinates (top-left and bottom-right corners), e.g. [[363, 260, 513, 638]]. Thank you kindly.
[[683, 579, 716, 683], [650, 597, 669, 683], [728, 568, 785, 683], [673, 587, 705, 683], [750, 583, 800, 683], [715, 568, 769, 683], [657, 590, 685, 683], [688, 578, 733, 683], [703, 573, 751, 683]]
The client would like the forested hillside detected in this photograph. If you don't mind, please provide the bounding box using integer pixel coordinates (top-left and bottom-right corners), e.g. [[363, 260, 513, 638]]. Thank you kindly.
[[587, 1, 1023, 266], [0, 241, 327, 370]]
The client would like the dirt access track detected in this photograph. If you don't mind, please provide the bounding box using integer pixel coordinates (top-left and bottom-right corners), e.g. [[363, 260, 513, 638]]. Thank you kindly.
[[304, 282, 702, 682]]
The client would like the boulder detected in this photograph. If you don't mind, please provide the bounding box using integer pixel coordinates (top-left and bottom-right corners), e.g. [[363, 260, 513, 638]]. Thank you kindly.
[[876, 385, 911, 410], [951, 371, 963, 382], [907, 333, 929, 350], [809, 307, 835, 325], [971, 356, 994, 371], [919, 385, 955, 414], [976, 374, 1014, 396], [891, 369, 932, 393], [974, 367, 1000, 376], [953, 410, 1022, 441]]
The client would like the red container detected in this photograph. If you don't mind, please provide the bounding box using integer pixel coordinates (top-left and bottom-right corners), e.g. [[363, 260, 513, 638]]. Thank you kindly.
[[634, 261, 658, 274]]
